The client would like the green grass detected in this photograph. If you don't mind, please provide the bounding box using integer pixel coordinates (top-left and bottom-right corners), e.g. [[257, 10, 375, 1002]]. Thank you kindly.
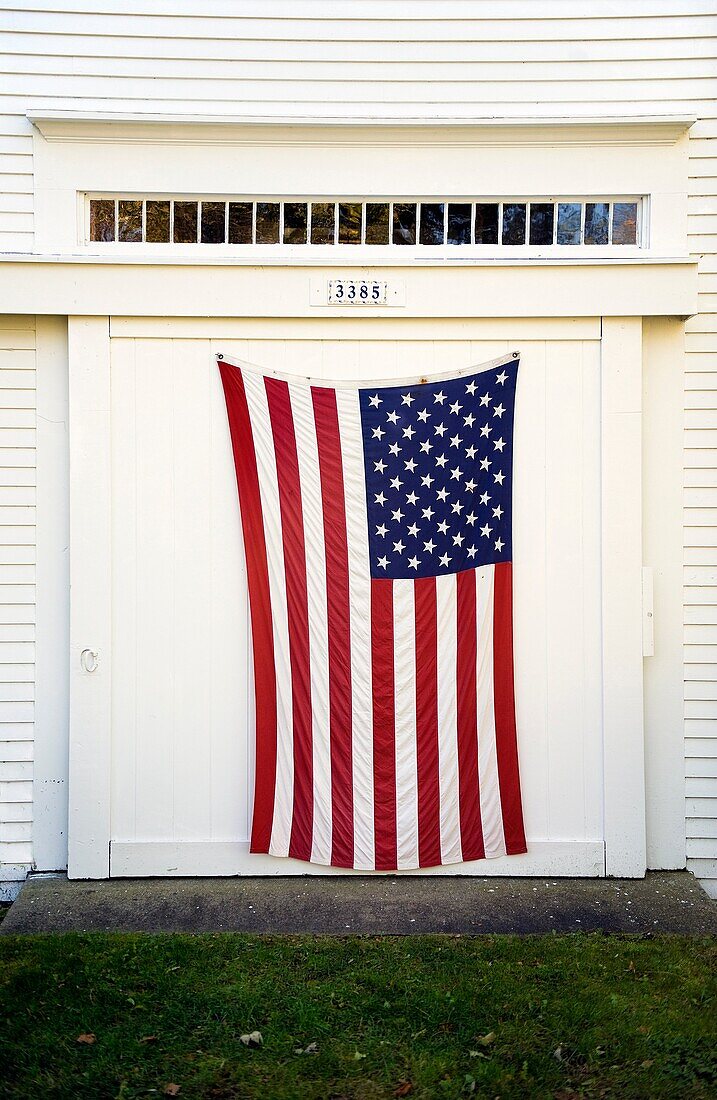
[[1, 934, 716, 1099]]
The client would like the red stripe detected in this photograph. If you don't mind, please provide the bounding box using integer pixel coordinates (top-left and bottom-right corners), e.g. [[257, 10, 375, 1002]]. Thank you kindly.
[[311, 386, 354, 868], [414, 576, 441, 868], [218, 362, 277, 855], [370, 577, 397, 870], [493, 562, 527, 855], [264, 377, 313, 863], [456, 569, 485, 861]]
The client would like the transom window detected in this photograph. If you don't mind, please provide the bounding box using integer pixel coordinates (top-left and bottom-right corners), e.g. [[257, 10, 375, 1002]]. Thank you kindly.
[[88, 197, 641, 247]]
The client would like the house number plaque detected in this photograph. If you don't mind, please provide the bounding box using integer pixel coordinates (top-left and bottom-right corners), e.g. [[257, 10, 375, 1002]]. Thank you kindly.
[[310, 278, 406, 307]]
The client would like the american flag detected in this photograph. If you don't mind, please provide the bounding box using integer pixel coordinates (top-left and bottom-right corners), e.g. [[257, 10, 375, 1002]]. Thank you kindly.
[[218, 353, 526, 870]]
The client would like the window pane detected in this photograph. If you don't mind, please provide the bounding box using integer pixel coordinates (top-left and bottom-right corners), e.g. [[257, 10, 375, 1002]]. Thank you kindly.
[[612, 202, 638, 245], [90, 199, 115, 242], [173, 201, 198, 243], [201, 201, 226, 243], [393, 202, 416, 245], [117, 200, 141, 242], [419, 203, 444, 245], [338, 202, 361, 244], [584, 202, 609, 245], [365, 203, 389, 244], [256, 202, 280, 244], [146, 200, 170, 243], [311, 202, 335, 244], [447, 203, 471, 245], [283, 202, 307, 244], [529, 202, 554, 245], [474, 203, 498, 244], [556, 202, 582, 245], [502, 203, 526, 245], [228, 202, 253, 244]]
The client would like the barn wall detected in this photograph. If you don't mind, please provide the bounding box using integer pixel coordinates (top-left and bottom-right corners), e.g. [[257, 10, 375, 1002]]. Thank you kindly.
[[0, 2, 715, 890]]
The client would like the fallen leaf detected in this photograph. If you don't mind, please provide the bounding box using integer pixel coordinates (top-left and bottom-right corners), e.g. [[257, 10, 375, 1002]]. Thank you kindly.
[[352, 1050, 367, 1061], [554, 1045, 564, 1062], [163, 1086, 181, 1097], [641, 1060, 654, 1069], [393, 1084, 413, 1097], [477, 1032, 495, 1046], [140, 1035, 158, 1044], [468, 1050, 487, 1059], [239, 1031, 263, 1049], [76, 1033, 96, 1045]]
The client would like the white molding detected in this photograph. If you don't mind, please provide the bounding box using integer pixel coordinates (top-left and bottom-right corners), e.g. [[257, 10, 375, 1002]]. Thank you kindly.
[[109, 840, 605, 878], [67, 317, 112, 880], [0, 254, 694, 268]]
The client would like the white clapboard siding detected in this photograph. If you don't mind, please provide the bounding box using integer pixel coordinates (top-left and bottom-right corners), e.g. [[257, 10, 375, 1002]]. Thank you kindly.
[[0, 313, 35, 884], [0, 2, 715, 890]]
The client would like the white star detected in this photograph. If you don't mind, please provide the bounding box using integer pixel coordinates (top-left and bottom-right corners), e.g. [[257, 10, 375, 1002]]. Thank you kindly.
[[480, 392, 491, 406], [402, 425, 416, 440], [423, 539, 436, 553], [495, 538, 505, 552], [406, 491, 419, 506], [435, 454, 448, 468], [494, 470, 505, 485], [496, 370, 508, 385], [439, 553, 451, 567], [420, 440, 433, 454], [450, 400, 463, 415], [376, 524, 388, 537], [466, 445, 477, 459], [480, 523, 492, 538], [369, 393, 382, 408], [389, 441, 401, 456], [387, 410, 400, 424], [391, 508, 404, 523], [452, 532, 464, 547], [404, 458, 417, 473], [372, 426, 385, 440], [434, 390, 447, 405], [467, 545, 478, 559], [417, 408, 430, 422], [436, 487, 449, 502], [493, 437, 506, 452], [390, 476, 404, 491], [407, 523, 420, 537], [479, 491, 490, 505], [463, 414, 476, 428], [422, 505, 435, 520], [401, 392, 415, 407], [434, 422, 447, 437], [374, 459, 387, 474], [493, 505, 504, 519], [408, 556, 420, 570], [465, 479, 477, 492], [466, 512, 477, 526], [451, 501, 464, 515], [480, 424, 492, 438], [466, 380, 477, 395], [493, 403, 505, 418], [437, 520, 449, 535], [375, 492, 387, 506], [450, 466, 463, 481], [480, 457, 491, 471], [377, 555, 389, 569], [421, 473, 434, 488], [393, 540, 405, 554], [450, 434, 463, 449]]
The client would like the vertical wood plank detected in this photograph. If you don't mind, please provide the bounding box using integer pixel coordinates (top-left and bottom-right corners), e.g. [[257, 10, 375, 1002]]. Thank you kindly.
[[601, 316, 646, 877], [67, 316, 111, 879]]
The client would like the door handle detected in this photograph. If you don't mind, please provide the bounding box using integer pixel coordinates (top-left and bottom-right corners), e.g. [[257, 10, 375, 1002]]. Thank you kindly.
[[80, 648, 99, 673]]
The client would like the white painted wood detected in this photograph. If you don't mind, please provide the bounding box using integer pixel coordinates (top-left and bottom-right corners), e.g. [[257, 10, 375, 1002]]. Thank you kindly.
[[601, 317, 646, 878], [67, 316, 111, 879]]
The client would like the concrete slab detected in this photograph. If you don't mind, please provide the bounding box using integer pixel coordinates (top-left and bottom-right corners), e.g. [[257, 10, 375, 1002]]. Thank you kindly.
[[2, 871, 716, 935]]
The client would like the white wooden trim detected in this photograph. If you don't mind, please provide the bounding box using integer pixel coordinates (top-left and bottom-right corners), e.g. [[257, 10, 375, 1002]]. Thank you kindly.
[[109, 840, 605, 878], [601, 317, 646, 877], [67, 316, 112, 879]]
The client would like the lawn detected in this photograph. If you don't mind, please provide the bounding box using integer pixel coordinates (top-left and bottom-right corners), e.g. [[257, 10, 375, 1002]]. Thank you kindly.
[[0, 933, 716, 1099]]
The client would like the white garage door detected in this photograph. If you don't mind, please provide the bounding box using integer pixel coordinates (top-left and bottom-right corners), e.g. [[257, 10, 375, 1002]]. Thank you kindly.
[[99, 318, 604, 877]]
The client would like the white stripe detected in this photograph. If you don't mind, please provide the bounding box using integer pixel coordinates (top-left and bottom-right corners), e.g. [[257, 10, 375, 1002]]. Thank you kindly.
[[288, 382, 332, 866], [336, 387, 375, 870], [436, 573, 462, 864], [475, 564, 506, 858], [393, 578, 419, 870], [242, 371, 294, 859]]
